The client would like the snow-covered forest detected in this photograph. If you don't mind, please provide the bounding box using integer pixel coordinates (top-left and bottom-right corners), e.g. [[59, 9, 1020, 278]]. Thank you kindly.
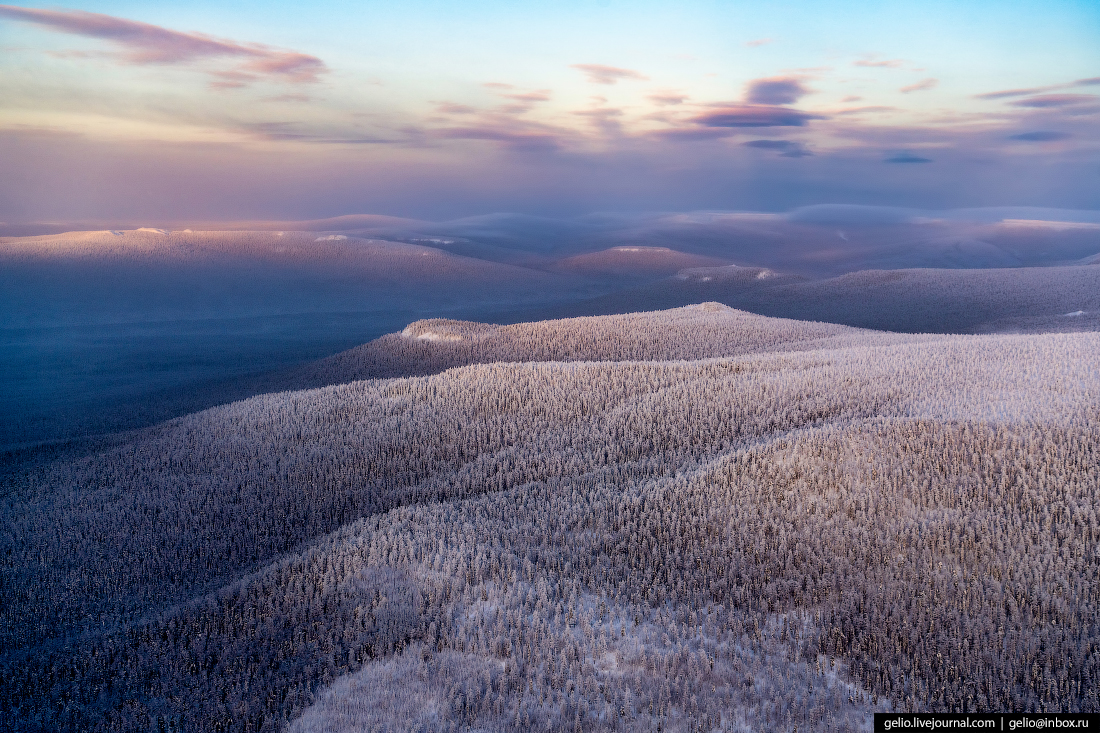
[[2, 304, 1098, 731]]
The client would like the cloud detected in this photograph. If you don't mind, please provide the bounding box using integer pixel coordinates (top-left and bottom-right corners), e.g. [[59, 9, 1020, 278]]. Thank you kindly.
[[434, 125, 560, 152], [900, 78, 938, 93], [502, 91, 552, 103], [436, 102, 477, 115], [647, 92, 688, 106], [834, 105, 896, 116], [742, 139, 812, 157], [976, 82, 1100, 102], [854, 57, 905, 68], [571, 64, 648, 84], [744, 38, 774, 47], [241, 122, 397, 145], [1009, 131, 1070, 142], [745, 76, 812, 105], [264, 93, 311, 103], [1010, 94, 1097, 108], [0, 5, 325, 86], [975, 86, 1055, 100], [648, 127, 738, 142], [573, 108, 624, 135], [885, 153, 933, 163], [692, 105, 824, 128]]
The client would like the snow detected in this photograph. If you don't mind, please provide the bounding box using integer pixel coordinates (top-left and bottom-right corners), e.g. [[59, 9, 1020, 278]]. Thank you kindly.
[[136, 228, 169, 234], [315, 235, 348, 241], [401, 326, 464, 342]]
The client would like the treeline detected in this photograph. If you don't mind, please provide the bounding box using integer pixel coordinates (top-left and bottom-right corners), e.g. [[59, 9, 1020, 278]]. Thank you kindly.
[[1, 317, 1098, 731]]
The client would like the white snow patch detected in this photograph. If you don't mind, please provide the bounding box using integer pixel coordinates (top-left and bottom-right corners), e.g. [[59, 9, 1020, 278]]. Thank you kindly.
[[315, 234, 347, 241], [611, 246, 671, 253], [136, 227, 169, 234], [106, 230, 124, 236], [1064, 310, 1086, 317], [275, 231, 285, 236], [401, 326, 463, 342], [756, 269, 774, 279]]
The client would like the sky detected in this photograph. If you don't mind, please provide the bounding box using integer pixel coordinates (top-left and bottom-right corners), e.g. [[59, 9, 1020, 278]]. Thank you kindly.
[[1, 0, 1098, 221]]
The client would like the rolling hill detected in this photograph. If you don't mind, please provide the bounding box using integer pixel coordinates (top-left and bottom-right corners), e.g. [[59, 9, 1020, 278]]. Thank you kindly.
[[3, 306, 1097, 731], [0, 229, 595, 449], [524, 264, 1100, 335]]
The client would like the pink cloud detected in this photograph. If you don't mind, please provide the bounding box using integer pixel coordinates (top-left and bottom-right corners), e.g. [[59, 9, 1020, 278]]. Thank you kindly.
[[571, 64, 649, 84], [900, 78, 938, 93], [436, 102, 477, 115], [854, 56, 905, 68], [0, 5, 325, 86], [647, 92, 688, 106], [574, 108, 623, 118], [834, 105, 896, 115], [434, 125, 560, 151], [975, 87, 1050, 100], [264, 93, 311, 103], [692, 105, 824, 128], [502, 91, 552, 103], [573, 107, 624, 135], [976, 79, 1100, 101], [1011, 94, 1097, 108], [648, 127, 738, 142], [479, 87, 553, 115], [745, 76, 812, 105]]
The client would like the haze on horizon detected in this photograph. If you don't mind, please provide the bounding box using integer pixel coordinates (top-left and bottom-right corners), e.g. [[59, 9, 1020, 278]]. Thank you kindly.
[[1, 0, 1099, 222]]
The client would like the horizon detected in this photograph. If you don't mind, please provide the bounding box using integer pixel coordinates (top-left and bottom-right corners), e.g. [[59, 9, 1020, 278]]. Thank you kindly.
[[1, 0, 1099, 221]]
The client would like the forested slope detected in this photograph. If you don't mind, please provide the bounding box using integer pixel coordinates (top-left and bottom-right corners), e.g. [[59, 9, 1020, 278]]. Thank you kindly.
[[274, 304, 920, 390], [1, 307, 1098, 732]]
